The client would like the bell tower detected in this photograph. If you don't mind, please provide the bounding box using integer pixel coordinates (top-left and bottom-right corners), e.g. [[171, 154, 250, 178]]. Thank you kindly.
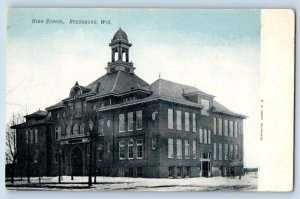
[[106, 28, 135, 74]]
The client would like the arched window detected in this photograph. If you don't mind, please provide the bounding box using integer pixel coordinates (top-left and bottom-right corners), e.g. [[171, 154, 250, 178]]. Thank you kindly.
[[122, 51, 126, 62], [66, 125, 71, 136], [114, 51, 118, 61], [98, 119, 104, 136], [80, 123, 85, 134], [73, 124, 79, 135]]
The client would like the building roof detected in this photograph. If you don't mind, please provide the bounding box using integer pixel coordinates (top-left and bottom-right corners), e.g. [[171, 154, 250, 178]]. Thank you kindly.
[[45, 101, 66, 111], [24, 110, 48, 118], [150, 78, 211, 101], [212, 100, 247, 118], [112, 28, 128, 41], [86, 70, 150, 100], [150, 78, 246, 118]]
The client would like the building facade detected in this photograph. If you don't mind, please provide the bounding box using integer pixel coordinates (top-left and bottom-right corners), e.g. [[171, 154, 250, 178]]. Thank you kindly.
[[12, 29, 246, 178]]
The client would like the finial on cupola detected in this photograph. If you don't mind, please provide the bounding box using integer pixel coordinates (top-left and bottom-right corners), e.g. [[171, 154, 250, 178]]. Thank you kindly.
[[75, 81, 79, 86]]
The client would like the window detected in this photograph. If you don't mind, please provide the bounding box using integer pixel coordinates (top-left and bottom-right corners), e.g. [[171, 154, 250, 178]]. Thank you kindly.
[[128, 112, 134, 131], [204, 129, 207, 144], [119, 141, 125, 160], [218, 118, 222, 136], [152, 138, 156, 150], [128, 168, 133, 177], [30, 130, 34, 143], [224, 120, 228, 136], [176, 139, 182, 159], [128, 140, 134, 159], [177, 167, 182, 178], [192, 140, 196, 159], [234, 121, 238, 137], [72, 124, 79, 135], [236, 145, 239, 159], [168, 167, 174, 178], [213, 143, 217, 160], [107, 142, 110, 153], [185, 140, 190, 159], [168, 109, 174, 129], [168, 138, 174, 158], [230, 144, 233, 159], [34, 129, 38, 143], [136, 110, 143, 130], [137, 139, 143, 159], [219, 143, 222, 160], [55, 126, 61, 140], [224, 144, 228, 160], [184, 167, 191, 178], [119, 114, 125, 132], [97, 144, 103, 161], [74, 101, 82, 117], [98, 119, 104, 136], [213, 118, 217, 135], [229, 121, 233, 137], [200, 99, 210, 116], [80, 123, 85, 134], [185, 112, 190, 131], [176, 111, 182, 130], [25, 130, 29, 143], [192, 113, 196, 132], [199, 128, 203, 143], [208, 130, 211, 144], [137, 167, 143, 177]]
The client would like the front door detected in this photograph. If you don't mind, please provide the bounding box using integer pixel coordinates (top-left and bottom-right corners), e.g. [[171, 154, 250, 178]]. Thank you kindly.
[[71, 147, 83, 176]]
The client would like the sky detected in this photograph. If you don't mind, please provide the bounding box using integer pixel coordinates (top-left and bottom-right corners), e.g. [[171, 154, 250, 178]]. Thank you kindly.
[[6, 8, 260, 167]]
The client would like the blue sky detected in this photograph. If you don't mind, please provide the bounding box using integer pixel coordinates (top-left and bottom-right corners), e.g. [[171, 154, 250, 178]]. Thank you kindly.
[[6, 8, 260, 167]]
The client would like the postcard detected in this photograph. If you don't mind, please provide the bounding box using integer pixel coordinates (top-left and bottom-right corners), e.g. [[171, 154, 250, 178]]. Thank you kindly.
[[5, 8, 294, 192]]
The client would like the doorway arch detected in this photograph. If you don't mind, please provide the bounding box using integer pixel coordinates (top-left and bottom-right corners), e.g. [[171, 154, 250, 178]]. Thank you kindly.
[[71, 147, 83, 176]]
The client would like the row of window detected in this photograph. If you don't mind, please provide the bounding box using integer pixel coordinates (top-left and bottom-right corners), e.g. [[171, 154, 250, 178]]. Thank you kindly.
[[213, 143, 240, 161], [168, 109, 197, 132], [118, 167, 143, 177], [25, 129, 38, 144], [167, 139, 197, 159], [119, 139, 144, 160], [55, 119, 107, 140], [199, 128, 211, 144], [213, 118, 241, 137], [119, 110, 143, 132], [168, 166, 191, 178]]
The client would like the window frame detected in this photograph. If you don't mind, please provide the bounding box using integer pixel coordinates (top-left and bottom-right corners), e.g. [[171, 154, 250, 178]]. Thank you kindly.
[[136, 110, 143, 130], [119, 113, 125, 133], [137, 139, 143, 159], [119, 141, 125, 160], [176, 110, 182, 130], [168, 109, 174, 129], [185, 112, 190, 131], [128, 112, 134, 131]]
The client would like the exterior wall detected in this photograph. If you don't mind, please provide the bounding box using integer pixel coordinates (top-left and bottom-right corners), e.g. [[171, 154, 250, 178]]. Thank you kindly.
[[15, 100, 244, 178], [16, 124, 51, 177], [210, 112, 244, 176]]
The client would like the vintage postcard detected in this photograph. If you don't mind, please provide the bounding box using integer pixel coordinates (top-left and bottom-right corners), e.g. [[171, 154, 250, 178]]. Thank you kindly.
[[5, 8, 294, 192]]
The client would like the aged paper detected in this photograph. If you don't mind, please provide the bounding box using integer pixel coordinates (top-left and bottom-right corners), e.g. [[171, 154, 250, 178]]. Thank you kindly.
[[5, 8, 294, 192]]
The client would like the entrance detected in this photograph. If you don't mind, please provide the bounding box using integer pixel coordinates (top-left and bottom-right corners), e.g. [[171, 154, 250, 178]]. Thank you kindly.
[[200, 152, 211, 177], [71, 147, 83, 176]]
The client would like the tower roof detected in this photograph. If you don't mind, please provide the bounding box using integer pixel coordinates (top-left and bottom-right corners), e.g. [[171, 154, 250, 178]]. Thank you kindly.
[[112, 28, 128, 41]]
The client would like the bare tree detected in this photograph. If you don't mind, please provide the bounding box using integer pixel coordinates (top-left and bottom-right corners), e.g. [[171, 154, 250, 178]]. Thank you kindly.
[[5, 109, 27, 184]]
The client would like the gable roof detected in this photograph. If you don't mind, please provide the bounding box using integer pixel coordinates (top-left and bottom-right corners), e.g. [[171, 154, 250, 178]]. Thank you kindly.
[[150, 78, 212, 100], [212, 100, 247, 118], [150, 78, 246, 118]]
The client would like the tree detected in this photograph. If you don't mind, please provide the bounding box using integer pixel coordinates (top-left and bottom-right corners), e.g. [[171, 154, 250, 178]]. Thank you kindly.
[[5, 110, 27, 184]]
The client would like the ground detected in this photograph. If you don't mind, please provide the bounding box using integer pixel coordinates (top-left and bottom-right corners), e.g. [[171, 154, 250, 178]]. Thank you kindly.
[[6, 173, 258, 192]]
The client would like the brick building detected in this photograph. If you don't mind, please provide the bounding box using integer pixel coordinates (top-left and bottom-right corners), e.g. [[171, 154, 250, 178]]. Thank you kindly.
[[12, 29, 246, 178]]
